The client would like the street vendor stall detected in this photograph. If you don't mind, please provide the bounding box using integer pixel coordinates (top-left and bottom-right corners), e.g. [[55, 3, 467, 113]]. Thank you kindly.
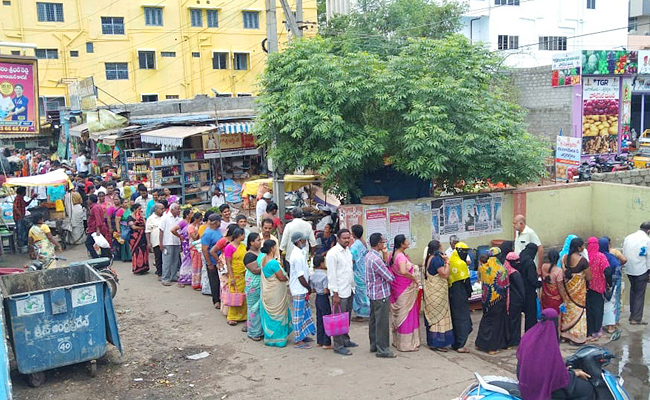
[[3, 169, 73, 250]]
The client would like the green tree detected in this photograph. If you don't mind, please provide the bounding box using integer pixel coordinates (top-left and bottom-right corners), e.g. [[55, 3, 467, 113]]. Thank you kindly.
[[255, 35, 548, 196]]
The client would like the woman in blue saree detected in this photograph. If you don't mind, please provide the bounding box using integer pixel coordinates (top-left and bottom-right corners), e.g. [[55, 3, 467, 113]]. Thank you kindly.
[[259, 239, 292, 347]]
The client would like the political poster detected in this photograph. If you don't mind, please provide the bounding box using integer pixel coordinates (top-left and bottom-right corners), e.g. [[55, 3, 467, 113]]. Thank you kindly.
[[0, 57, 39, 134], [431, 193, 503, 242], [365, 208, 387, 239], [388, 211, 413, 250]]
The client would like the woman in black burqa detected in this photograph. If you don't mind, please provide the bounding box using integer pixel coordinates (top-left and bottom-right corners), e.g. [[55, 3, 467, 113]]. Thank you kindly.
[[519, 243, 542, 331]]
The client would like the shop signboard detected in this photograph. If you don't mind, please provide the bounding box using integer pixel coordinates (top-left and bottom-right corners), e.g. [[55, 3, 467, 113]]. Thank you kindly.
[[581, 77, 620, 155], [551, 51, 582, 87], [555, 136, 582, 180], [0, 56, 39, 134], [582, 50, 638, 75], [78, 77, 97, 110]]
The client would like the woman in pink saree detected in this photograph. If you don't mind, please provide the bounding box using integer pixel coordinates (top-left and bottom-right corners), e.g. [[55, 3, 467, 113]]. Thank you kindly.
[[389, 234, 421, 352]]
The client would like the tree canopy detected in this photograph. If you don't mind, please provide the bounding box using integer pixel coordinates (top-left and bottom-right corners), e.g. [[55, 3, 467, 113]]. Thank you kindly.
[[255, 0, 548, 196]]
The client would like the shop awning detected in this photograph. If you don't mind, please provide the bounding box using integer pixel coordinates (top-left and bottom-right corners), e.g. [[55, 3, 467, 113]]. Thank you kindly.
[[69, 123, 88, 138], [220, 121, 253, 134], [241, 174, 320, 197], [3, 169, 71, 188], [140, 125, 216, 147], [90, 125, 137, 141]]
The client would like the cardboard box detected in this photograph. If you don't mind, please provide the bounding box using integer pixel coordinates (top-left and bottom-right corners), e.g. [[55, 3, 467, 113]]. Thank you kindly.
[[184, 162, 199, 172]]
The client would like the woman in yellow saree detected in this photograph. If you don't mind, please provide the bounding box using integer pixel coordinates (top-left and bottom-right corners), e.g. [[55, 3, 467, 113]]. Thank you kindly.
[[224, 228, 248, 325]]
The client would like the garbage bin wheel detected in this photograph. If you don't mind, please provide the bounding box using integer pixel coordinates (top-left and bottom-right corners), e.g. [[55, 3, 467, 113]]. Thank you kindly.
[[89, 360, 97, 378], [27, 371, 45, 387]]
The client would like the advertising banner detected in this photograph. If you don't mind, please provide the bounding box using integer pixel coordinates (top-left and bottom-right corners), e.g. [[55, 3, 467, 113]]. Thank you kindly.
[[431, 193, 503, 242], [581, 77, 620, 155], [551, 51, 582, 87], [638, 50, 650, 74], [582, 50, 638, 75], [555, 136, 582, 180], [0, 58, 39, 134]]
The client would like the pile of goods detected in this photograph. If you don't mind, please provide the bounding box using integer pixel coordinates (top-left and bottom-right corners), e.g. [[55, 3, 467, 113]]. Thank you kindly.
[[582, 99, 619, 154]]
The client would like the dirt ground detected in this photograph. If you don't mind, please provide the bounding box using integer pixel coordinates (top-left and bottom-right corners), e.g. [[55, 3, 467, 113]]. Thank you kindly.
[[4, 244, 647, 400]]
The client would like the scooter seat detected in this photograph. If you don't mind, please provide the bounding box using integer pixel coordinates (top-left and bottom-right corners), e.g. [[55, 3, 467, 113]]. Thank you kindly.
[[490, 381, 522, 399]]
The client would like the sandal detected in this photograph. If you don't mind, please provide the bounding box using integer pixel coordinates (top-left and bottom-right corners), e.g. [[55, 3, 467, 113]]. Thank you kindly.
[[630, 320, 649, 325], [227, 320, 238, 326], [322, 345, 333, 350], [294, 343, 312, 350], [241, 326, 248, 333], [455, 348, 470, 354], [250, 336, 262, 342], [214, 302, 221, 310], [429, 347, 448, 352]]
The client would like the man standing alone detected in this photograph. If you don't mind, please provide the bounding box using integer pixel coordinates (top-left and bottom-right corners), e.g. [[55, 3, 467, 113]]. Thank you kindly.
[[326, 229, 357, 356], [623, 221, 650, 325], [365, 233, 395, 358], [289, 231, 316, 348], [159, 203, 182, 286]]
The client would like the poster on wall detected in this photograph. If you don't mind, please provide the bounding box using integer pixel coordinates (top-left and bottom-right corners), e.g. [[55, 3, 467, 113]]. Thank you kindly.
[[638, 50, 650, 74], [462, 197, 476, 233], [0, 58, 39, 134], [582, 50, 638, 75], [621, 77, 632, 147], [431, 193, 503, 243], [388, 211, 413, 249], [365, 208, 387, 239], [582, 76, 620, 155], [551, 51, 582, 87], [338, 205, 363, 230], [555, 136, 582, 180]]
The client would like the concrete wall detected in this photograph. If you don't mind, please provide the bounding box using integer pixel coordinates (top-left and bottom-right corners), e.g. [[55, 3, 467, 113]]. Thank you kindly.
[[591, 182, 650, 247], [509, 66, 573, 143], [111, 96, 256, 118], [342, 182, 650, 265], [591, 169, 650, 186]]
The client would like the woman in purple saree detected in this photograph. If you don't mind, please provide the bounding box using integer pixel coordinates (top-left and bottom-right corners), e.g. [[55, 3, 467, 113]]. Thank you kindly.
[[389, 234, 420, 352]]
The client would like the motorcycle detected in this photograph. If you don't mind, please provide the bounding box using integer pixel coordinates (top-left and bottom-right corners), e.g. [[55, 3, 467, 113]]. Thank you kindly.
[[29, 250, 119, 298], [457, 346, 630, 400], [568, 162, 592, 182]]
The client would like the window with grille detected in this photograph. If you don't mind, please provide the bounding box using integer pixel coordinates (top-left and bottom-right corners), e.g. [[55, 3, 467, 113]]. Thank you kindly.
[[538, 36, 567, 51], [192, 52, 200, 58], [630, 17, 639, 32], [190, 9, 202, 27], [243, 11, 259, 29], [101, 17, 124, 35], [494, 0, 519, 5], [141, 94, 158, 102], [138, 51, 155, 69], [234, 53, 248, 70], [165, 95, 179, 100], [10, 51, 19, 55], [36, 2, 64, 22], [587, 0, 595, 9], [3, 1, 11, 6], [161, 51, 176, 58], [212, 52, 228, 69], [207, 10, 218, 27], [86, 42, 94, 53], [497, 35, 518, 50], [105, 63, 129, 80], [35, 49, 59, 59], [70, 50, 79, 57], [144, 7, 163, 26]]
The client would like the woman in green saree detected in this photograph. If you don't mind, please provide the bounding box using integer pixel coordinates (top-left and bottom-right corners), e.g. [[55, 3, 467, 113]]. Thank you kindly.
[[259, 239, 292, 347]]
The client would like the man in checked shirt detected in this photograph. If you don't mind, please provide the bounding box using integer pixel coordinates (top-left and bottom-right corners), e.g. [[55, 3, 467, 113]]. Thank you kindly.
[[365, 233, 396, 358]]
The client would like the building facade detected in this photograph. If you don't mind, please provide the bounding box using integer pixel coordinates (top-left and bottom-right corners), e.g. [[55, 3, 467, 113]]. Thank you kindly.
[[0, 0, 317, 105], [629, 0, 650, 49], [460, 0, 628, 67], [325, 0, 356, 20]]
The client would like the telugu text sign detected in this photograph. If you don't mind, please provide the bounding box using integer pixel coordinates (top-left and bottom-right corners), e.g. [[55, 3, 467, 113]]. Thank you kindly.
[[0, 58, 39, 134], [552, 51, 582, 87]]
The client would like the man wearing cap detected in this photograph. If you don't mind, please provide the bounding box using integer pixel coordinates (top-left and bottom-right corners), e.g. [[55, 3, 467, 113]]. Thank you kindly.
[[201, 213, 223, 308], [326, 228, 358, 356], [256, 191, 273, 227], [289, 231, 316, 348]]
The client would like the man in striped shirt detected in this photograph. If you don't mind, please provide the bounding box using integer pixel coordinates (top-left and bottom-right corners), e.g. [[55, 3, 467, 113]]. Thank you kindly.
[[365, 233, 395, 358]]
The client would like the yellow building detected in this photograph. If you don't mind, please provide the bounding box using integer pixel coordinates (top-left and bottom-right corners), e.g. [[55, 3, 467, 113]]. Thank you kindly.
[[0, 0, 317, 105]]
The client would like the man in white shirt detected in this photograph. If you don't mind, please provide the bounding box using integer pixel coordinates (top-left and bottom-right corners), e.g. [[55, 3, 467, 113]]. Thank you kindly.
[[326, 228, 357, 356], [75, 150, 89, 176], [211, 187, 225, 208], [623, 221, 650, 325], [159, 203, 182, 286], [445, 235, 460, 258], [256, 192, 272, 226], [280, 208, 317, 263], [146, 203, 164, 279], [134, 184, 149, 211], [513, 215, 543, 274], [289, 231, 316, 348]]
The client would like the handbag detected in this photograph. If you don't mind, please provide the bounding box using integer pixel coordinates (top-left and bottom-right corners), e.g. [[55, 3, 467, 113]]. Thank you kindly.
[[120, 221, 131, 240], [323, 304, 350, 337], [222, 284, 246, 307], [92, 232, 111, 249]]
